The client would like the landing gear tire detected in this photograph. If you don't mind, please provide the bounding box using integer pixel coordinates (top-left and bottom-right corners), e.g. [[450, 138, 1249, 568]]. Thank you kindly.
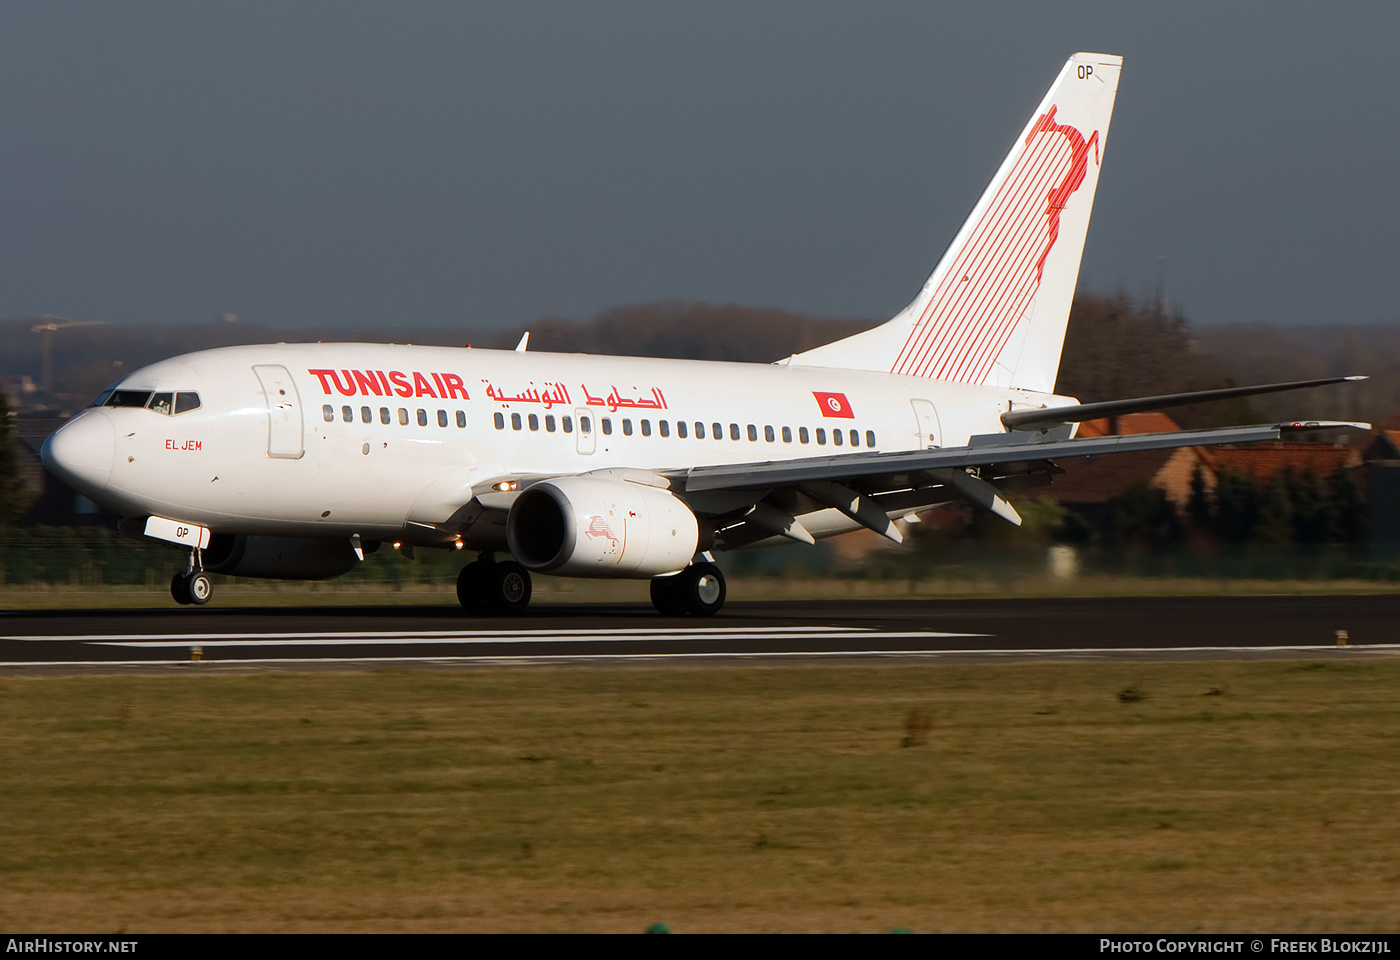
[[649, 574, 687, 617], [457, 559, 532, 615], [456, 561, 493, 614], [492, 561, 532, 615], [170, 572, 212, 606], [677, 562, 726, 617]]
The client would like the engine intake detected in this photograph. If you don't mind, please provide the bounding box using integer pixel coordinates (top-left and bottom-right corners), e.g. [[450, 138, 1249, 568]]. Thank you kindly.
[[506, 477, 698, 578]]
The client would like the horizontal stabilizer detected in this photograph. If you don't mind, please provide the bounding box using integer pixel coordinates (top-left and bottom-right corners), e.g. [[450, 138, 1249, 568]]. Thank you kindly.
[[1002, 376, 1367, 429]]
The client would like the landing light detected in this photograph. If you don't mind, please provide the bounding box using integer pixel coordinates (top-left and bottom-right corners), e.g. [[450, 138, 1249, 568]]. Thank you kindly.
[[494, 480, 517, 492]]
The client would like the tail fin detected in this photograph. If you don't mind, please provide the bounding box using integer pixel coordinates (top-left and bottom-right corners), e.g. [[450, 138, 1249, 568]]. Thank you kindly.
[[789, 52, 1121, 394]]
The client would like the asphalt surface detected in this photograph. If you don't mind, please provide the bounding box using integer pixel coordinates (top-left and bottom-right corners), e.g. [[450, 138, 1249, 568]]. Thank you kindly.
[[2, 595, 1398, 671]]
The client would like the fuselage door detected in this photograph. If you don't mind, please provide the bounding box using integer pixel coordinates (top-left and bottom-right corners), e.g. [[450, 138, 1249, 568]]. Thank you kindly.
[[575, 407, 595, 455], [253, 364, 305, 460], [910, 398, 941, 449]]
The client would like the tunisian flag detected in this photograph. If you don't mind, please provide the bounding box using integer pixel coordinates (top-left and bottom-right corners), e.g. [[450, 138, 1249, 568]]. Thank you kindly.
[[812, 391, 855, 419]]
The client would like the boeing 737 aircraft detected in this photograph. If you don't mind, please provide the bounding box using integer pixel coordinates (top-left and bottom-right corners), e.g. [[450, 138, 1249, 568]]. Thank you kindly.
[[40, 53, 1364, 615]]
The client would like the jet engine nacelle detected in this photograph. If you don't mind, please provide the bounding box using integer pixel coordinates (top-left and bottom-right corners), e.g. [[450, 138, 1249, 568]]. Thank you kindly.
[[506, 477, 699, 578], [204, 534, 363, 580]]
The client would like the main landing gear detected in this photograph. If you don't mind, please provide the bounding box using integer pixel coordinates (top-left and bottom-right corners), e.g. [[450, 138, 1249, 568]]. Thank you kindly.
[[454, 555, 726, 617], [650, 562, 726, 617], [170, 550, 213, 606], [457, 554, 533, 615]]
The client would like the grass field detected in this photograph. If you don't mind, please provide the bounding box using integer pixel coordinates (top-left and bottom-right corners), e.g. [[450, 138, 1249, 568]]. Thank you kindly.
[[4, 573, 1400, 610], [2, 660, 1398, 932]]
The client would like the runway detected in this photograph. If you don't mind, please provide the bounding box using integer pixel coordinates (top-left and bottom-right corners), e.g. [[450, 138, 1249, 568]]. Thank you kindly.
[[2, 595, 1398, 671]]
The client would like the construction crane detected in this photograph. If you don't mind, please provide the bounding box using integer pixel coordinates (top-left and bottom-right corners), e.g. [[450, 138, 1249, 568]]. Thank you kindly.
[[28, 315, 106, 394]]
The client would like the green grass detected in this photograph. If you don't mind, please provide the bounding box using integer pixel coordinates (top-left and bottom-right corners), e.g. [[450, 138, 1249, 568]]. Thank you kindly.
[[4, 573, 1400, 610], [2, 661, 1399, 931]]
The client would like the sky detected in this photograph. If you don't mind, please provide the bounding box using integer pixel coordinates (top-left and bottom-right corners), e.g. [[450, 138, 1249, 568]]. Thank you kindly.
[[2, 2, 1397, 332]]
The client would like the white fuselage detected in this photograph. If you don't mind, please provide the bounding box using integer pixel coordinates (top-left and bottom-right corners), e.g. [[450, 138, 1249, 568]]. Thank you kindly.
[[44, 342, 1068, 546]]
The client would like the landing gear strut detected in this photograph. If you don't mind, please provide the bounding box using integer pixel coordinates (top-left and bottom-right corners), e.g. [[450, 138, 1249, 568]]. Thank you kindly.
[[650, 562, 726, 617], [170, 549, 213, 606], [457, 554, 533, 615]]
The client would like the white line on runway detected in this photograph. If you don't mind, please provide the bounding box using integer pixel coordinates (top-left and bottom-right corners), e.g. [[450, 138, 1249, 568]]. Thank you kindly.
[[83, 630, 990, 648], [1, 645, 1396, 670], [67, 642, 1400, 654], [5, 626, 861, 643]]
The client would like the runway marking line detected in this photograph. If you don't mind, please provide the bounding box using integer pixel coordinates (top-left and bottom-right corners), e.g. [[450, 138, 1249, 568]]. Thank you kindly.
[[82, 630, 987, 648], [1, 645, 1397, 670], [2, 645, 1398, 670], [5, 626, 862, 643]]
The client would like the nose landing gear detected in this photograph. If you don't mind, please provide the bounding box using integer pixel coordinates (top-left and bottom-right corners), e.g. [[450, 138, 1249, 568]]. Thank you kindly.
[[171, 549, 213, 606]]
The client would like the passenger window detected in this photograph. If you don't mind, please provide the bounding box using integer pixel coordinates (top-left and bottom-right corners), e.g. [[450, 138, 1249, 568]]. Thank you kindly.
[[511, 413, 522, 430], [641, 420, 651, 437], [833, 429, 843, 446], [528, 413, 539, 431], [677, 421, 688, 439], [398, 408, 408, 426], [730, 423, 740, 441], [746, 424, 757, 442], [712, 423, 722, 441], [174, 392, 201, 414], [563, 416, 574, 433], [456, 410, 466, 428], [580, 415, 591, 433], [380, 407, 391, 425], [658, 420, 668, 438], [622, 419, 633, 436], [494, 412, 505, 430], [800, 427, 810, 444], [816, 428, 826, 445], [362, 406, 372, 424], [323, 405, 334, 423], [850, 429, 859, 447], [694, 422, 704, 439], [782, 426, 792, 443], [545, 414, 556, 432], [866, 430, 876, 448], [342, 406, 353, 423], [602, 418, 612, 436], [417, 409, 428, 427], [438, 409, 448, 428], [765, 425, 775, 442]]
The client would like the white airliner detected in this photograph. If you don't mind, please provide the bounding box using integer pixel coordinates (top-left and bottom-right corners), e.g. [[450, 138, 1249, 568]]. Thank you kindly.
[[40, 53, 1364, 614]]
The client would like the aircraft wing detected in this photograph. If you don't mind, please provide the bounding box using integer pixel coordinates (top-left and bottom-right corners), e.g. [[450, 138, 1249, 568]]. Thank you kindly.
[[679, 421, 1366, 493], [663, 420, 1368, 548], [450, 421, 1365, 552]]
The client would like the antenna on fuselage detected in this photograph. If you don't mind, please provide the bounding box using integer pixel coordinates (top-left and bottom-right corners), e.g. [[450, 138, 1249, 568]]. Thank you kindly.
[[515, 331, 530, 353]]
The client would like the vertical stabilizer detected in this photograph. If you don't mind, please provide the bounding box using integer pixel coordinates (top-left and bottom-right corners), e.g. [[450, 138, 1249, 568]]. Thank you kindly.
[[789, 53, 1121, 393]]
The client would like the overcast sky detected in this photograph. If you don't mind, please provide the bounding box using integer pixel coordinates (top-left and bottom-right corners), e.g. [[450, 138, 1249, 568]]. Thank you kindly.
[[2, 2, 1397, 332]]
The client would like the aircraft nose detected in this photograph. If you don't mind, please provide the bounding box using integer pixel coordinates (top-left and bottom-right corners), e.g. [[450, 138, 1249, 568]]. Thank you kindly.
[[41, 411, 115, 495]]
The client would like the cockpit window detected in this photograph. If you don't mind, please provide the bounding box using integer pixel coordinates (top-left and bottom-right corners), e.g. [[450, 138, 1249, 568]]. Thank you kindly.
[[99, 389, 201, 415], [104, 390, 153, 408]]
